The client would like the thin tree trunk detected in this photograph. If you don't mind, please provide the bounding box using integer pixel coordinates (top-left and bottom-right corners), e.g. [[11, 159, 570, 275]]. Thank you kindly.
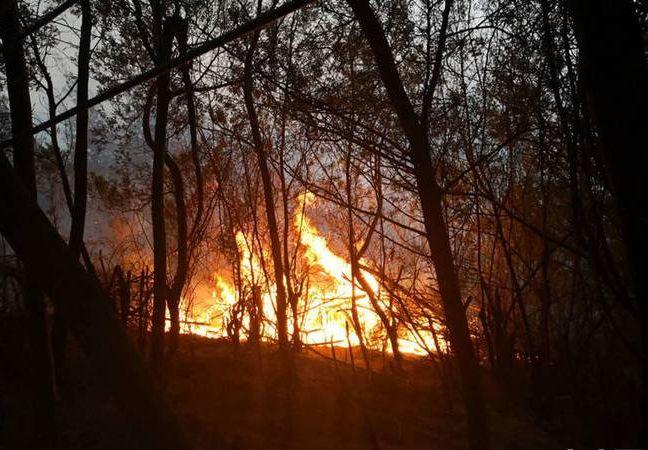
[[28, 32, 96, 275], [52, 0, 92, 384], [177, 18, 204, 240], [163, 16, 206, 357], [279, 77, 299, 349], [243, 29, 289, 350], [142, 72, 190, 359], [68, 0, 91, 260], [345, 154, 402, 369], [345, 150, 372, 371], [117, 267, 132, 326], [166, 155, 188, 356], [150, 18, 175, 371]]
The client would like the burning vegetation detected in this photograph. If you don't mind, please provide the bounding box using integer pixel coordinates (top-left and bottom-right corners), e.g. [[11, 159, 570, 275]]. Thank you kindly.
[[177, 192, 442, 357]]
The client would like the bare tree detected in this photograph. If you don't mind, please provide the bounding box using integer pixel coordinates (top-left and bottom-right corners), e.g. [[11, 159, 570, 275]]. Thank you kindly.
[[52, 0, 93, 379], [345, 0, 489, 448], [0, 3, 55, 444], [243, 21, 290, 351]]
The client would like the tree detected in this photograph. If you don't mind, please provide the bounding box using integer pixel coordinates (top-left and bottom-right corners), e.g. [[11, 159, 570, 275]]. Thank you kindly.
[[0, 2, 56, 444], [52, 0, 93, 380], [148, 4, 175, 371], [567, 0, 648, 444], [0, 151, 190, 450], [345, 0, 490, 448], [243, 21, 290, 351]]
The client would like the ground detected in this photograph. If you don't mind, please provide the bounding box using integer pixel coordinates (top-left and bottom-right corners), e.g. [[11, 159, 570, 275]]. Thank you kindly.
[[2, 334, 558, 449]]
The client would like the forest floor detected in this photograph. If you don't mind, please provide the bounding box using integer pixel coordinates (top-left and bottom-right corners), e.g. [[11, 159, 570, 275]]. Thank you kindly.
[[2, 334, 559, 450]]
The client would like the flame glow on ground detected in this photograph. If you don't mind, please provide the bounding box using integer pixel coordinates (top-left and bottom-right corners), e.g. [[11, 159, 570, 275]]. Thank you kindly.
[[173, 193, 443, 356]]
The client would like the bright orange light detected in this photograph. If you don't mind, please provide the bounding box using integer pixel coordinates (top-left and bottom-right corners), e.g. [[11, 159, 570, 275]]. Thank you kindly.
[[172, 192, 442, 356]]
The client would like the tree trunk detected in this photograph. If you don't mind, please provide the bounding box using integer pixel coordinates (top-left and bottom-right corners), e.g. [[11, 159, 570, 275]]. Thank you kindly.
[[345, 154, 371, 371], [177, 17, 204, 239], [121, 269, 132, 325], [150, 19, 175, 371], [345, 153, 401, 369], [0, 4, 56, 445], [165, 16, 203, 358], [68, 0, 91, 263], [249, 285, 263, 345], [346, 1, 489, 448], [52, 0, 92, 384], [0, 153, 190, 450], [166, 154, 188, 357], [567, 1, 648, 445], [243, 30, 289, 350]]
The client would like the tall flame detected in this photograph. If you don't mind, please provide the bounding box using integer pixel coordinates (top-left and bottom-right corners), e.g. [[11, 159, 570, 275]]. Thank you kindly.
[[175, 192, 442, 356]]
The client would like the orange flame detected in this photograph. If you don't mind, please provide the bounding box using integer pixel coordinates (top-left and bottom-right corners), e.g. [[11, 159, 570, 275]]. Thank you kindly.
[[175, 193, 443, 356]]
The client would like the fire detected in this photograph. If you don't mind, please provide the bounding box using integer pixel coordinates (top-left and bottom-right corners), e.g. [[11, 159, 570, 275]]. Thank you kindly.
[[295, 193, 380, 346], [175, 193, 442, 356]]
